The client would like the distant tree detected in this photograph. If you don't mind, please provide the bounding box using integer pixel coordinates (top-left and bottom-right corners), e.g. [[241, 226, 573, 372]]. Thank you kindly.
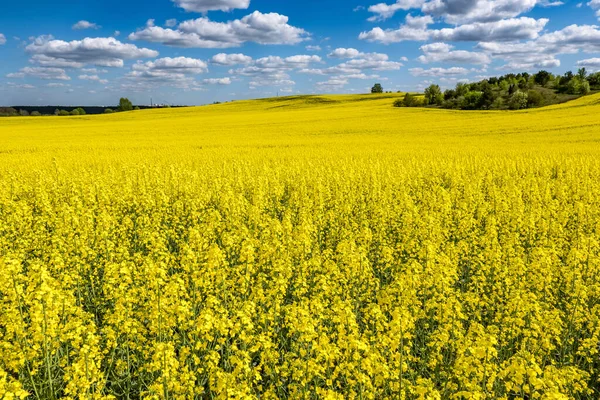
[[444, 89, 456, 101], [75, 107, 86, 115], [560, 71, 574, 87], [480, 82, 497, 109], [424, 84, 443, 105], [588, 72, 600, 87], [580, 80, 591, 95], [461, 91, 483, 110], [19, 109, 29, 116], [526, 90, 544, 108], [59, 110, 70, 116], [104, 108, 115, 114], [508, 84, 518, 96], [455, 82, 469, 97], [534, 70, 552, 87], [577, 68, 588, 80], [371, 83, 383, 94], [54, 109, 60, 116], [397, 93, 421, 107], [70, 109, 80, 116], [0, 107, 18, 116], [134, 106, 141, 110], [118, 98, 133, 112], [508, 91, 528, 110], [31, 111, 42, 116]]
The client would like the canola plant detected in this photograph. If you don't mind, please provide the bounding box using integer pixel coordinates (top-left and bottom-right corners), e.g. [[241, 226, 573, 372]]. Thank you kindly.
[[1, 93, 600, 399]]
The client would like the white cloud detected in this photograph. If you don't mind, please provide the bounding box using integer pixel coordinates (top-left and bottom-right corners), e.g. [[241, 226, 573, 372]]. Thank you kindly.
[[46, 82, 69, 87], [79, 74, 109, 84], [231, 54, 321, 88], [7, 83, 36, 89], [365, 0, 559, 24], [211, 53, 252, 65], [72, 20, 100, 30], [328, 48, 362, 58], [577, 57, 600, 68], [7, 67, 71, 80], [26, 36, 158, 68], [129, 11, 308, 48], [316, 78, 349, 89], [422, 0, 539, 24], [367, 0, 426, 21], [132, 57, 208, 76], [165, 19, 178, 28], [409, 67, 470, 76], [30, 54, 84, 68], [0, 34, 6, 45], [359, 14, 433, 43], [418, 42, 491, 64], [433, 17, 548, 41], [537, 24, 600, 52], [125, 57, 209, 90], [81, 68, 108, 73], [173, 0, 250, 12], [588, 0, 600, 18], [306, 45, 322, 51], [360, 16, 547, 43], [476, 41, 562, 69], [203, 77, 232, 84], [113, 31, 121, 37]]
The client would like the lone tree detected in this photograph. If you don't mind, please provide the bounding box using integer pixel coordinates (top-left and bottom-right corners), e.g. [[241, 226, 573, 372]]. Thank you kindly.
[[371, 83, 383, 94], [118, 98, 133, 112]]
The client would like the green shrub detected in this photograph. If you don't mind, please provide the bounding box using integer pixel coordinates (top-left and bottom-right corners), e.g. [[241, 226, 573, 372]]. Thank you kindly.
[[509, 91, 528, 110]]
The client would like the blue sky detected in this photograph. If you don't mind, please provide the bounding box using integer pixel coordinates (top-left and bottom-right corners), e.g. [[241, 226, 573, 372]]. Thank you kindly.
[[0, 0, 598, 106]]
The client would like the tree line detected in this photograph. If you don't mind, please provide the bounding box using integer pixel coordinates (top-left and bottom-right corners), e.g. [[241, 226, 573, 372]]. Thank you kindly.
[[0, 98, 138, 117], [386, 68, 597, 110]]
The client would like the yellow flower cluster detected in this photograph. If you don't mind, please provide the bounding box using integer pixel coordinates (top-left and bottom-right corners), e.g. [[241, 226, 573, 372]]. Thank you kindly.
[[1, 93, 600, 399]]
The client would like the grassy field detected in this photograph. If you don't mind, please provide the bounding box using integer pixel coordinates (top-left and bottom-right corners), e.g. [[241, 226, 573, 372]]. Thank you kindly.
[[1, 93, 600, 399]]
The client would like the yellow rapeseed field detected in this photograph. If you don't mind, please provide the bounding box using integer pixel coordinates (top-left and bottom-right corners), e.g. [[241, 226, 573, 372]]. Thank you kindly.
[[1, 93, 600, 399]]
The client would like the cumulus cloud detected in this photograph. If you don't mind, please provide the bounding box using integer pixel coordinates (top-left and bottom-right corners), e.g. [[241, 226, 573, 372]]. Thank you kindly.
[[203, 77, 232, 84], [577, 57, 600, 68], [360, 16, 547, 43], [306, 45, 322, 51], [165, 19, 178, 28], [367, 0, 426, 21], [30, 54, 84, 68], [26, 36, 158, 68], [328, 48, 363, 58], [418, 42, 491, 64], [129, 11, 308, 48], [433, 17, 548, 41], [0, 34, 6, 45], [588, 0, 600, 18], [78, 74, 109, 84], [7, 67, 71, 80], [359, 15, 434, 43], [125, 57, 209, 90], [230, 54, 321, 88], [366, 0, 560, 24], [173, 0, 250, 12], [409, 66, 470, 76], [211, 53, 252, 65], [537, 24, 600, 52], [315, 78, 350, 89], [476, 41, 562, 70], [300, 52, 402, 88], [72, 20, 100, 30]]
